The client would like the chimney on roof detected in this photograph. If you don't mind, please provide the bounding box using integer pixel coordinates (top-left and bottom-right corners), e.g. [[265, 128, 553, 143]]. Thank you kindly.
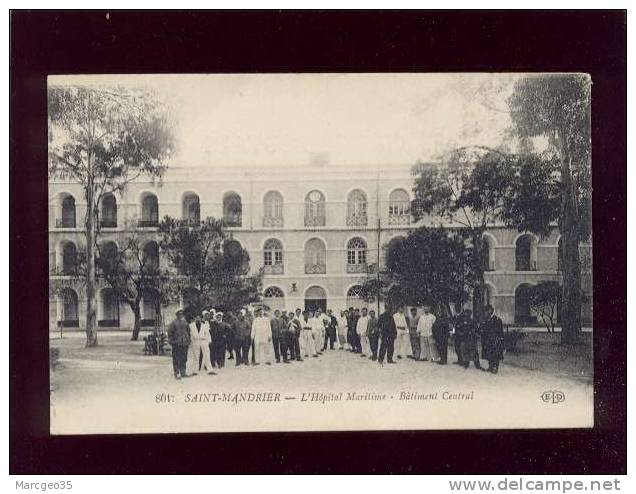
[[309, 152, 329, 168]]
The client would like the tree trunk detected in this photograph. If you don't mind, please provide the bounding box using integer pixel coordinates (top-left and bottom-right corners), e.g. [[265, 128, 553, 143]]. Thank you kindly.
[[472, 233, 486, 324], [131, 304, 142, 341], [85, 185, 98, 347], [559, 137, 582, 345]]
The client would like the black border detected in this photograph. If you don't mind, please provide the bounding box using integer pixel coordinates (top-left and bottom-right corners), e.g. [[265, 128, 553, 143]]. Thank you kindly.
[[10, 10, 627, 474]]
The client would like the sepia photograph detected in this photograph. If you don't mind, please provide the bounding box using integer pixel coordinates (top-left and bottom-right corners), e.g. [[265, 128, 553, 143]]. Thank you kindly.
[[47, 72, 594, 434]]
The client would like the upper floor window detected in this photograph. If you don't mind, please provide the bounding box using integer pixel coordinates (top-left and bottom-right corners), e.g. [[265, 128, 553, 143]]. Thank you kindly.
[[142, 241, 160, 272], [100, 193, 117, 228], [482, 234, 496, 271], [182, 193, 200, 225], [140, 193, 159, 227], [347, 189, 368, 226], [263, 191, 283, 227], [305, 238, 326, 274], [388, 189, 410, 225], [346, 237, 367, 273], [263, 238, 284, 274], [57, 194, 76, 228], [223, 192, 242, 227], [305, 190, 326, 227], [61, 241, 78, 275], [515, 234, 537, 271], [97, 240, 119, 275]]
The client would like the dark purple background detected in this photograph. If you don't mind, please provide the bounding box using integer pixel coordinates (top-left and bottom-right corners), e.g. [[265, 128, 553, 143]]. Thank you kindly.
[[10, 10, 626, 474]]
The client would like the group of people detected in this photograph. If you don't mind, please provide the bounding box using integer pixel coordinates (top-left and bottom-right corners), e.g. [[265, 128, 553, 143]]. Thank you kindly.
[[166, 302, 505, 380]]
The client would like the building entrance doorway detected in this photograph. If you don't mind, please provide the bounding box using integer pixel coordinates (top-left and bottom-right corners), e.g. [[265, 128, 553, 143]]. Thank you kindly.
[[304, 285, 327, 314]]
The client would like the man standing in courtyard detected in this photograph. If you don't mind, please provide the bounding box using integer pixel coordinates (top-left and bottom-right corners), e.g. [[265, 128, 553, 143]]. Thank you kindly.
[[233, 309, 252, 366], [417, 304, 436, 362], [168, 309, 191, 379], [271, 309, 289, 363], [393, 305, 409, 359], [432, 305, 451, 365], [301, 310, 317, 358], [311, 309, 326, 356], [367, 309, 379, 360], [407, 307, 421, 360], [377, 305, 397, 365], [455, 308, 482, 369], [356, 307, 370, 357], [480, 304, 505, 373], [348, 308, 361, 353], [251, 307, 273, 365]]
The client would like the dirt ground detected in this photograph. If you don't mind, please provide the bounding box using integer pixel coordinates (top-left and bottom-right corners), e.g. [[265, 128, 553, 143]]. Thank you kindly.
[[50, 331, 594, 434]]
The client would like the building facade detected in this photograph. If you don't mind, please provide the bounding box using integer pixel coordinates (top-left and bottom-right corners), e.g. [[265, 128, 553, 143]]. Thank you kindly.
[[48, 162, 593, 331]]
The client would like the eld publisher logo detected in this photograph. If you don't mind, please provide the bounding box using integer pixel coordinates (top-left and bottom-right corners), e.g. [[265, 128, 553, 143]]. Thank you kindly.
[[541, 390, 566, 404]]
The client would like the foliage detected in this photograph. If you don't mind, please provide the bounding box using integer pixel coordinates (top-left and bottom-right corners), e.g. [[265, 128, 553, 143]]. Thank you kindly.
[[48, 84, 175, 346], [411, 147, 514, 320], [360, 227, 474, 312], [500, 153, 561, 238], [508, 74, 591, 241], [528, 281, 561, 333], [96, 229, 171, 340], [508, 74, 591, 343], [158, 216, 262, 316]]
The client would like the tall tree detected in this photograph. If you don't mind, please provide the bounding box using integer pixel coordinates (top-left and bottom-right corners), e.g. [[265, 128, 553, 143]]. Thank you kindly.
[[359, 227, 474, 315], [158, 217, 262, 316], [96, 230, 171, 341], [48, 85, 175, 346], [508, 74, 591, 343], [411, 148, 514, 321]]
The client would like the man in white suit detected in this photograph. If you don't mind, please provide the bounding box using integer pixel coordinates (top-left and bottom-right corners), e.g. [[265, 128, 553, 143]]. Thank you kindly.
[[187, 314, 215, 375], [251, 307, 273, 365]]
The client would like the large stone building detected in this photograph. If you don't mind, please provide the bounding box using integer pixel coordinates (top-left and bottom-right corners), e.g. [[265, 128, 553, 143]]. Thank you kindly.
[[48, 161, 592, 331]]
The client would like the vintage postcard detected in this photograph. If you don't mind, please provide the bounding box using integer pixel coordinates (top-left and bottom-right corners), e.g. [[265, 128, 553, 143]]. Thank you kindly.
[[48, 73, 593, 434]]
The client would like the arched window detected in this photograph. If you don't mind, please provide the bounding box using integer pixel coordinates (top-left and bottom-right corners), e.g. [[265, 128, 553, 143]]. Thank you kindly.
[[182, 193, 200, 224], [100, 193, 117, 228], [305, 190, 326, 227], [305, 238, 326, 274], [140, 193, 159, 227], [223, 192, 242, 227], [61, 241, 77, 275], [388, 189, 410, 224], [58, 288, 79, 327], [515, 234, 537, 271], [98, 241, 119, 275], [142, 241, 160, 272], [141, 289, 161, 326], [346, 237, 368, 273], [482, 234, 495, 271], [99, 288, 120, 327], [263, 191, 283, 227], [346, 285, 365, 310], [347, 189, 368, 226], [515, 283, 535, 324], [263, 286, 285, 311], [58, 194, 76, 228], [305, 285, 327, 314], [263, 239, 284, 274]]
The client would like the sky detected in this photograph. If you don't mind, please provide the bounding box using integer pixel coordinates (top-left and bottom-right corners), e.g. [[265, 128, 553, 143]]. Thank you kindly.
[[49, 73, 519, 168]]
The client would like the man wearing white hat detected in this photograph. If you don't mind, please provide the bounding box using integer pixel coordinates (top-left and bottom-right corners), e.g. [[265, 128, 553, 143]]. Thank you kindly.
[[187, 313, 215, 375]]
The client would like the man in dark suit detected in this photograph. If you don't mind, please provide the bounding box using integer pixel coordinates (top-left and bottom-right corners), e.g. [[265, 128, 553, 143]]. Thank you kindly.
[[167, 309, 191, 379], [377, 306, 397, 365], [432, 306, 451, 365], [480, 304, 505, 373], [455, 309, 482, 369]]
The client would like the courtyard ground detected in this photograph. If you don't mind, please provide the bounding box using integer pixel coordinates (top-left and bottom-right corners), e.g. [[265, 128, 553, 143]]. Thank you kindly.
[[49, 331, 594, 434]]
